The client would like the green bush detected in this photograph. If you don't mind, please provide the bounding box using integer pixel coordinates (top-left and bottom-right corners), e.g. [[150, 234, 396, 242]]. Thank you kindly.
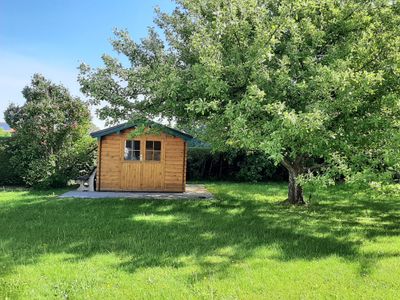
[[50, 136, 97, 187], [21, 137, 97, 189], [0, 137, 23, 186]]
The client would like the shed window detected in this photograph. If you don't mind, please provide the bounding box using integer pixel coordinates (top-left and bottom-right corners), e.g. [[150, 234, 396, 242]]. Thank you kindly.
[[125, 140, 141, 160], [145, 141, 161, 161]]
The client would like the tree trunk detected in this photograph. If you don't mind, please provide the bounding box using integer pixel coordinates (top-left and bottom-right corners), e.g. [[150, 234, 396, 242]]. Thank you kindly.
[[282, 159, 305, 205], [218, 153, 223, 179], [287, 169, 305, 205]]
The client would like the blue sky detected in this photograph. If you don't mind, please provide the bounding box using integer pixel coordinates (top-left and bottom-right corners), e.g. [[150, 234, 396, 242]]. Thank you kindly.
[[0, 0, 176, 127]]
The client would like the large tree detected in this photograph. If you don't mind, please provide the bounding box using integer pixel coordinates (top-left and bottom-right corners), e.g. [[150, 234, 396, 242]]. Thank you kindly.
[[5, 74, 95, 188], [79, 0, 400, 204]]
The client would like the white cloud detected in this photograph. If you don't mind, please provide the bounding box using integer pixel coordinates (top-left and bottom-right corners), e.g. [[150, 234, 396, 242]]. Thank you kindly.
[[0, 50, 105, 128]]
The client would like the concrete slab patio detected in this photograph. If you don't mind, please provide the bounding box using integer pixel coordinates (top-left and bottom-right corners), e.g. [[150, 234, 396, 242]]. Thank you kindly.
[[59, 184, 213, 200]]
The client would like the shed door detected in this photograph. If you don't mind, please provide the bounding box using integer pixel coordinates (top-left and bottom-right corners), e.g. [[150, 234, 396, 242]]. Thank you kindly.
[[121, 163, 142, 190], [120, 138, 164, 191]]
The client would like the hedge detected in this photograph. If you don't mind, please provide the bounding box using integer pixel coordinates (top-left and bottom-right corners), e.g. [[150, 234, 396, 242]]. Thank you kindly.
[[187, 147, 287, 182], [0, 137, 23, 186]]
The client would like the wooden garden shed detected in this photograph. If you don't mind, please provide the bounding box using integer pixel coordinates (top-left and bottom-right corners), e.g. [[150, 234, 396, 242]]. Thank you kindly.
[[90, 122, 193, 192]]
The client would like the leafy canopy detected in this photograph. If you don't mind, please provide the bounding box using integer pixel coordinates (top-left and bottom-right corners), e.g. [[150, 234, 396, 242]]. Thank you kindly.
[[79, 0, 400, 184], [5, 74, 95, 188]]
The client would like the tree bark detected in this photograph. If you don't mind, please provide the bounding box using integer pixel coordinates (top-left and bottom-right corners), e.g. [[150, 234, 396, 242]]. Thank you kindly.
[[282, 158, 305, 205], [287, 169, 305, 205]]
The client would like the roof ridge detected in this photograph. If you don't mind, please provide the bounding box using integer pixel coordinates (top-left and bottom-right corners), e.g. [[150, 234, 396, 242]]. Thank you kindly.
[[90, 121, 193, 141]]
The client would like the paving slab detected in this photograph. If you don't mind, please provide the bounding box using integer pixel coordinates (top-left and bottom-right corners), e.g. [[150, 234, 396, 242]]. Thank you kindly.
[[59, 184, 213, 200]]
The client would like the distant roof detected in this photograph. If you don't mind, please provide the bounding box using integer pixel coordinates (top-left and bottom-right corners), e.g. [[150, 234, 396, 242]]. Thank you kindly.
[[0, 122, 11, 131], [90, 121, 193, 142]]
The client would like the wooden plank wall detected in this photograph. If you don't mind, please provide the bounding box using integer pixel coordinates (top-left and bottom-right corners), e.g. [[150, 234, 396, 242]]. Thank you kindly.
[[164, 135, 185, 192], [99, 134, 122, 190], [98, 128, 186, 192]]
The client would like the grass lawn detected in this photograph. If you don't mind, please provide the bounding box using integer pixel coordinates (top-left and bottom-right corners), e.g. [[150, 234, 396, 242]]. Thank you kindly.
[[1, 182, 399, 299]]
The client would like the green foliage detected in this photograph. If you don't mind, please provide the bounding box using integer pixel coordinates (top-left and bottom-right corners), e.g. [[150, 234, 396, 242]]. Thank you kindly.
[[79, 0, 400, 198], [24, 155, 57, 188], [187, 148, 212, 179], [1, 183, 400, 298], [187, 148, 284, 182], [125, 118, 164, 139], [0, 137, 23, 186], [4, 74, 96, 188], [234, 151, 278, 182]]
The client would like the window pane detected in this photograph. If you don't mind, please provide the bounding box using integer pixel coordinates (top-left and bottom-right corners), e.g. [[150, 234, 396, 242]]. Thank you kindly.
[[133, 150, 140, 160], [146, 150, 153, 160], [134, 140, 140, 151], [154, 141, 161, 151], [154, 151, 161, 161], [125, 141, 141, 160], [146, 141, 153, 150], [125, 150, 132, 160]]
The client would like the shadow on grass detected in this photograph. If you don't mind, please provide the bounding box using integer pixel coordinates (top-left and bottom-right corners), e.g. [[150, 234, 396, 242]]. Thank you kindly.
[[0, 182, 399, 279]]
